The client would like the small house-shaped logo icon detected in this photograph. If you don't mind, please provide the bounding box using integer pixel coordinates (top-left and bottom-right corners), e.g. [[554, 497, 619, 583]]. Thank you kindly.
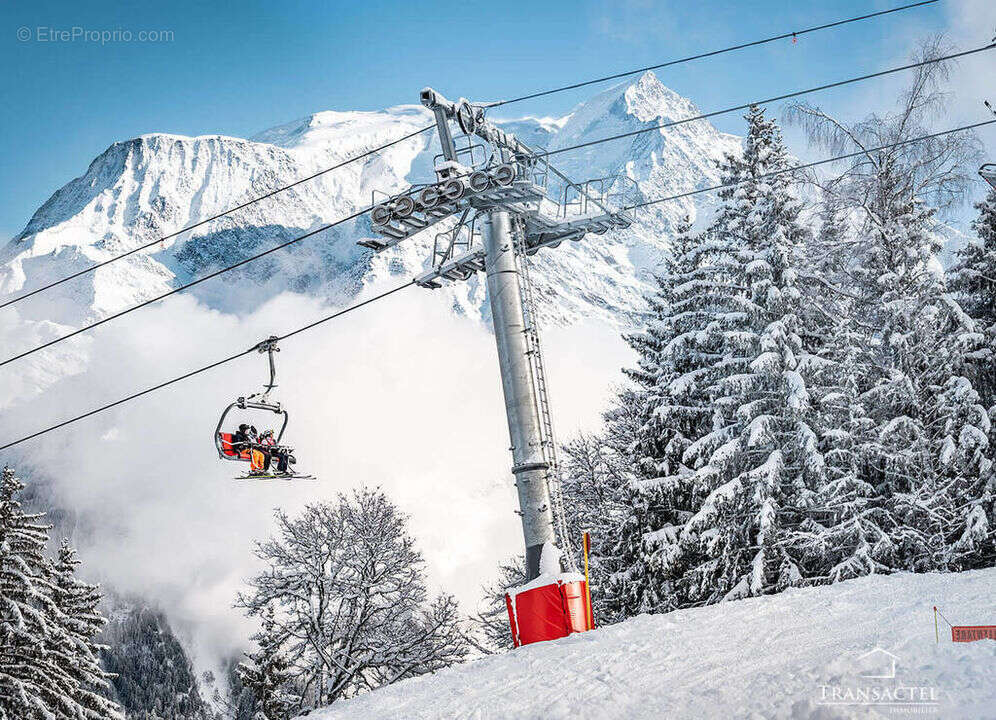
[[855, 648, 899, 679]]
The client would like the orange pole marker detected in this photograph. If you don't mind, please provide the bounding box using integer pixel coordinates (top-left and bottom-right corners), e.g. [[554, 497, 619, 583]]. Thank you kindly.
[[583, 531, 594, 629]]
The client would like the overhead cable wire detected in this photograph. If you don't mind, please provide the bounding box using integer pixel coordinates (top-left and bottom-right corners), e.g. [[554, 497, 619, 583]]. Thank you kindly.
[[492, 1, 939, 107], [0, 280, 416, 451], [0, 206, 375, 367], [6, 119, 993, 451], [618, 119, 996, 212], [538, 45, 996, 158], [0, 125, 434, 311]]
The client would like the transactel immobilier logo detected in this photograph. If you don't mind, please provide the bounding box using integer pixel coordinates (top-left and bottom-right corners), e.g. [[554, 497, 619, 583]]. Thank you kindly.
[[816, 647, 942, 715]]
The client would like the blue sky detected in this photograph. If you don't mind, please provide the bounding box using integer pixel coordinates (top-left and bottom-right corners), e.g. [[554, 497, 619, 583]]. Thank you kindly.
[[1, 0, 993, 238]]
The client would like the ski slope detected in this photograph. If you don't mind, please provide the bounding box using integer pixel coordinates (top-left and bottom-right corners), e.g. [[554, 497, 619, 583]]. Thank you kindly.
[[306, 569, 996, 719]]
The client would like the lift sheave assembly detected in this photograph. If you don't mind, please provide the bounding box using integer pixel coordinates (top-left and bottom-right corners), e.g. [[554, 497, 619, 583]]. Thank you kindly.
[[215, 336, 314, 481], [364, 87, 635, 645]]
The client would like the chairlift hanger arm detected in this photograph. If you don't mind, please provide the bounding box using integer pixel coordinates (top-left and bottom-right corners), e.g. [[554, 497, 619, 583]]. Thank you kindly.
[[250, 335, 281, 398], [421, 88, 532, 162], [981, 163, 996, 190]]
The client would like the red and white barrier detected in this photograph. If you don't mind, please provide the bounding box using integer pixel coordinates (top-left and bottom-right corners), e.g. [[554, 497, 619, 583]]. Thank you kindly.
[[505, 572, 593, 648]]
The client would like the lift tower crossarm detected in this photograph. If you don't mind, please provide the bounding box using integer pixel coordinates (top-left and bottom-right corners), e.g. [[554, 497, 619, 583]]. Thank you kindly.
[[420, 87, 626, 223]]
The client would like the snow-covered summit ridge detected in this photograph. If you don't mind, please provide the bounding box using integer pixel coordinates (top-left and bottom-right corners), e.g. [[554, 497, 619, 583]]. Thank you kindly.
[[250, 105, 432, 150], [625, 70, 701, 123], [306, 568, 996, 720], [2, 72, 740, 332]]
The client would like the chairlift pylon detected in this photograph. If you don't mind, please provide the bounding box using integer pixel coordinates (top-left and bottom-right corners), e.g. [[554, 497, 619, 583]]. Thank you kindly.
[[214, 336, 314, 480]]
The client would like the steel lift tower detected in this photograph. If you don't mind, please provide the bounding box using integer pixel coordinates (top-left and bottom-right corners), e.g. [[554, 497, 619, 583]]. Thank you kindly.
[[361, 88, 634, 585]]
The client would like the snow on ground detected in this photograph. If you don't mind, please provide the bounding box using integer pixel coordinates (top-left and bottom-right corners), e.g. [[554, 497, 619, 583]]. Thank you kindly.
[[306, 569, 996, 719]]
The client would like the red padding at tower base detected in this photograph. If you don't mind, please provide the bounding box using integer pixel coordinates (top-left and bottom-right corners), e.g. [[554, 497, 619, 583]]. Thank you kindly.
[[506, 575, 593, 647]]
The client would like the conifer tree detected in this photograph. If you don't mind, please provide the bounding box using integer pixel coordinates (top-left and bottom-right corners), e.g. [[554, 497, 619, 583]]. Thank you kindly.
[[787, 43, 989, 573], [847, 180, 969, 570], [1, 465, 69, 720], [0, 467, 122, 720], [934, 376, 995, 568], [603, 108, 833, 609], [950, 187, 996, 410], [48, 539, 124, 720], [795, 319, 896, 580], [674, 106, 826, 601], [601, 226, 707, 614], [237, 607, 299, 720]]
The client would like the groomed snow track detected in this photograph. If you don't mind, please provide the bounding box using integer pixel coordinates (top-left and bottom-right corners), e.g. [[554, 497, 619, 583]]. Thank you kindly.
[[305, 568, 996, 720]]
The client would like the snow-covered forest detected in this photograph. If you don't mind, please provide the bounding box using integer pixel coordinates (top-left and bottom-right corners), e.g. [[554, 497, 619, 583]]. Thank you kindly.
[[560, 54, 996, 627], [0, 467, 123, 720]]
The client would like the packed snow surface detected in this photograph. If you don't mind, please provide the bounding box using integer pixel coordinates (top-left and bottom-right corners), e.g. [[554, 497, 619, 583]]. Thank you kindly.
[[305, 569, 996, 719]]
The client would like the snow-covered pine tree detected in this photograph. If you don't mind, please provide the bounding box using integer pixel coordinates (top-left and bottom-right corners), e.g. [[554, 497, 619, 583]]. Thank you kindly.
[[786, 196, 898, 582], [794, 317, 897, 581], [677, 106, 826, 602], [0, 467, 122, 720], [604, 476, 674, 616], [950, 187, 996, 411], [935, 376, 995, 569], [237, 607, 299, 720], [787, 41, 988, 573], [47, 539, 124, 720], [0, 465, 59, 720], [942, 189, 996, 569], [601, 224, 708, 616], [854, 192, 956, 570]]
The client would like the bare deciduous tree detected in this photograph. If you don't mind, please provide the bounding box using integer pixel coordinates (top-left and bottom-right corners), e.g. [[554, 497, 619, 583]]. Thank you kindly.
[[236, 488, 468, 710], [786, 36, 982, 221]]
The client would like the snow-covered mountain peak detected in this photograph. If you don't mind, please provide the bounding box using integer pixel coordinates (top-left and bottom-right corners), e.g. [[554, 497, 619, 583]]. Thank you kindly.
[[623, 70, 701, 124], [546, 72, 737, 189], [2, 76, 742, 382]]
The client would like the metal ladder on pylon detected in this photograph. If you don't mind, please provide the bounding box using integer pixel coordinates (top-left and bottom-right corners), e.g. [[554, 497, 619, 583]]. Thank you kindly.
[[511, 218, 576, 571]]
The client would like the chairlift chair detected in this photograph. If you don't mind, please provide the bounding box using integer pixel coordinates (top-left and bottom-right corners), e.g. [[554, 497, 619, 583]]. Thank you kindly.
[[214, 336, 314, 480]]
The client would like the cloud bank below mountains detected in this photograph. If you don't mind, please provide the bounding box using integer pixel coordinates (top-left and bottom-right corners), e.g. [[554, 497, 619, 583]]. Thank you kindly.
[[0, 283, 632, 661]]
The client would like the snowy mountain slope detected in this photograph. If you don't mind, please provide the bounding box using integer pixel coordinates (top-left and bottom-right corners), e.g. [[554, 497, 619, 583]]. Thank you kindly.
[[0, 73, 740, 408], [0, 107, 434, 325], [306, 569, 996, 720], [1, 72, 738, 331]]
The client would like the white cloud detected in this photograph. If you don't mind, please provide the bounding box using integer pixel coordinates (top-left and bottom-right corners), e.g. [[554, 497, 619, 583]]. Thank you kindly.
[[0, 282, 631, 660]]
